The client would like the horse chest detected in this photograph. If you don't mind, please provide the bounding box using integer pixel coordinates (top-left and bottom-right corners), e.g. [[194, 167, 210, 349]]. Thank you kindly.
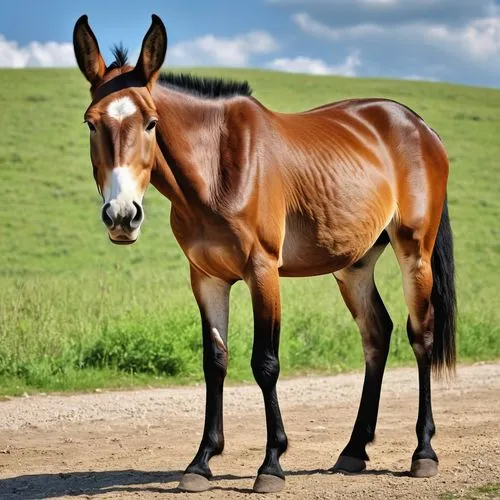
[[184, 240, 245, 280], [171, 208, 250, 280]]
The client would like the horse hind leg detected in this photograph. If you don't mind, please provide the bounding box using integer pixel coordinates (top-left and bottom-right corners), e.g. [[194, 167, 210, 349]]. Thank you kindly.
[[389, 214, 442, 478], [332, 235, 393, 473]]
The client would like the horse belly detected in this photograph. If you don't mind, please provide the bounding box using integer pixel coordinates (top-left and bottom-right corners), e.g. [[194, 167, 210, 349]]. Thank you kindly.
[[279, 211, 389, 277]]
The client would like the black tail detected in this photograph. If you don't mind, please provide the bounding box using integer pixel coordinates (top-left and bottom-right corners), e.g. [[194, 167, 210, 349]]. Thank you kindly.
[[430, 197, 457, 377]]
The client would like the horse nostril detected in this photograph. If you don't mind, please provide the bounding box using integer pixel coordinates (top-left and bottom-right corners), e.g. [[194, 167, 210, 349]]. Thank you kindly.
[[101, 203, 113, 228], [130, 201, 144, 229]]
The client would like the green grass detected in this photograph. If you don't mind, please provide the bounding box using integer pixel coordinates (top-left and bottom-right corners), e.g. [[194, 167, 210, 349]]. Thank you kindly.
[[1, 68, 499, 396], [440, 483, 500, 499]]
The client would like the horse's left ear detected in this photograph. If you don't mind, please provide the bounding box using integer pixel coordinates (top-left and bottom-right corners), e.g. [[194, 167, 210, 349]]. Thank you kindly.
[[135, 14, 167, 87]]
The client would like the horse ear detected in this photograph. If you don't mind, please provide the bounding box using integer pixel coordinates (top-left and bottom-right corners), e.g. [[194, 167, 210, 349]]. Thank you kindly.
[[135, 14, 167, 86], [73, 15, 106, 86]]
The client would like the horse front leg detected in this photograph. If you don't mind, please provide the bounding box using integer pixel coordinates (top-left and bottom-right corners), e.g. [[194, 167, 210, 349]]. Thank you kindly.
[[247, 259, 288, 493], [178, 266, 231, 492]]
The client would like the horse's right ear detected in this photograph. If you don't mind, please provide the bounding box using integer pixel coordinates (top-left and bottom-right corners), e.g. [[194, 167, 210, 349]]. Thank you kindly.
[[73, 15, 106, 86]]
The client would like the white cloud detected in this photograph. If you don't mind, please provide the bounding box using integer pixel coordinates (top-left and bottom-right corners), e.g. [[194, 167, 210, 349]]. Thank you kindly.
[[0, 31, 280, 70], [267, 51, 360, 76], [168, 32, 279, 67], [293, 12, 383, 39], [0, 35, 75, 68], [270, 0, 497, 12], [426, 17, 500, 60], [403, 74, 439, 82], [293, 12, 500, 65], [273, 0, 500, 42]]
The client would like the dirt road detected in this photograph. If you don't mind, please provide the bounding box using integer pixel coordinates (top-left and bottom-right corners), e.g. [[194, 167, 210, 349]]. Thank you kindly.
[[1, 364, 499, 499]]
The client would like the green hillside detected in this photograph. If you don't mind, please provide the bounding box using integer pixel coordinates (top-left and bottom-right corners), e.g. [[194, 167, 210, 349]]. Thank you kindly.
[[1, 68, 499, 395]]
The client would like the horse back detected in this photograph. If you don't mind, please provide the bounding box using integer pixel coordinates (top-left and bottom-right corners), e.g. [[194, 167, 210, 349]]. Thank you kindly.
[[261, 98, 448, 275]]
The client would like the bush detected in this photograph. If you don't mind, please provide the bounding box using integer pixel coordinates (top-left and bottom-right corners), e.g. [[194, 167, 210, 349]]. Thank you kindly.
[[81, 317, 201, 376]]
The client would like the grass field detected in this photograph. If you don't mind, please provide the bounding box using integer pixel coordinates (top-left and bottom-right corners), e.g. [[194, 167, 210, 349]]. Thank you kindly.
[[1, 68, 499, 396]]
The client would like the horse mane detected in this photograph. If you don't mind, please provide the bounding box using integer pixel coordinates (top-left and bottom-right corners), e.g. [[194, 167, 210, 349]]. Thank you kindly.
[[158, 72, 253, 99], [107, 44, 129, 70], [106, 43, 252, 99]]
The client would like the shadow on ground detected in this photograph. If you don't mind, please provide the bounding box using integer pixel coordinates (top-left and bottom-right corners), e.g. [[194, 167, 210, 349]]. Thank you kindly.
[[0, 467, 410, 498]]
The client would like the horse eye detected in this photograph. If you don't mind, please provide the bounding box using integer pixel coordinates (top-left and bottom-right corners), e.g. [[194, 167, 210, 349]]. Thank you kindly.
[[146, 119, 157, 132], [86, 121, 96, 132]]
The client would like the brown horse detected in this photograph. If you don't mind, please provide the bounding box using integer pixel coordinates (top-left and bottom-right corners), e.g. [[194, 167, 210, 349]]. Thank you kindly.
[[73, 14, 456, 493]]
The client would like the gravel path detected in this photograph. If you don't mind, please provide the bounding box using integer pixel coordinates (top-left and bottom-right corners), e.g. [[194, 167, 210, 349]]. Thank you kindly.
[[0, 363, 499, 499]]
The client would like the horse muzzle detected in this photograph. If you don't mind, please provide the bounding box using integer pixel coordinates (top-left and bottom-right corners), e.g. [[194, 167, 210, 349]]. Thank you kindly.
[[102, 200, 144, 244]]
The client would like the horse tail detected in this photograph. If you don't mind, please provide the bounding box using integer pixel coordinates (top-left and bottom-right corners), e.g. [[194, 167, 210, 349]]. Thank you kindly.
[[430, 196, 457, 377]]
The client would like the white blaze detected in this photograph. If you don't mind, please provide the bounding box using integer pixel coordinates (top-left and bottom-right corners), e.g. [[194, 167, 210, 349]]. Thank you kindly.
[[103, 166, 139, 202], [106, 96, 137, 121]]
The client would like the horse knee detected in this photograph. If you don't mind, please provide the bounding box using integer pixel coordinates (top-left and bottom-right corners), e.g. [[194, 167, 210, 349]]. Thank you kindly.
[[359, 300, 393, 365], [363, 330, 393, 365], [251, 352, 280, 392], [204, 328, 228, 378]]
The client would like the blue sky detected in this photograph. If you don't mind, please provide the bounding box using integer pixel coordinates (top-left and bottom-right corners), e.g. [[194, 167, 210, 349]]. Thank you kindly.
[[1, 0, 500, 87]]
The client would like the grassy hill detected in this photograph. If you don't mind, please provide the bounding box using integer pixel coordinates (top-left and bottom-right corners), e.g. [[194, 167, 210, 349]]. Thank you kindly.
[[1, 68, 499, 395]]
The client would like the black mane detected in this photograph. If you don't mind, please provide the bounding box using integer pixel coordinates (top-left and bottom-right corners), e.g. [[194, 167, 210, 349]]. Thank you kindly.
[[106, 43, 252, 99], [107, 44, 129, 70], [158, 72, 252, 99]]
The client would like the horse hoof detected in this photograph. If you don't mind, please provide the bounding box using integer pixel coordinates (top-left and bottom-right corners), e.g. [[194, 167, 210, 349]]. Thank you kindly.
[[253, 474, 285, 493], [331, 455, 366, 474], [411, 458, 438, 478], [178, 473, 211, 492]]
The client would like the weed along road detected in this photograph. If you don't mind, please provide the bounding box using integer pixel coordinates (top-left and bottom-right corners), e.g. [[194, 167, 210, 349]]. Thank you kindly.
[[0, 364, 499, 499]]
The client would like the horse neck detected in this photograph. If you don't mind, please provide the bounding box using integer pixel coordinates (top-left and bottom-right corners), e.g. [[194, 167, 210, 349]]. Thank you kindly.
[[150, 85, 224, 211]]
